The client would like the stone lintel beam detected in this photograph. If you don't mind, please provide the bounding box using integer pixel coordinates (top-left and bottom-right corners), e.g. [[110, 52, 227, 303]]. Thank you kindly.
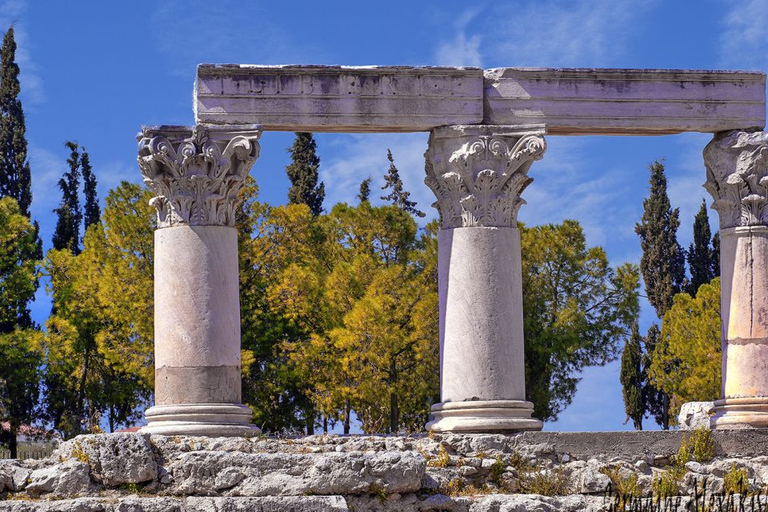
[[137, 124, 261, 436], [195, 65, 484, 132], [704, 130, 768, 429], [424, 125, 545, 433], [485, 68, 766, 135]]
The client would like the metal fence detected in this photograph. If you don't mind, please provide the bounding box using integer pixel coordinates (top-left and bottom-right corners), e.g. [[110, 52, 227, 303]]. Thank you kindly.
[[0, 448, 53, 460]]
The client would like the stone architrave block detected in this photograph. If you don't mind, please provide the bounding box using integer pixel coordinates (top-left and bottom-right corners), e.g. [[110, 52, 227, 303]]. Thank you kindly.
[[484, 68, 766, 135], [678, 401, 715, 430], [195, 65, 484, 132]]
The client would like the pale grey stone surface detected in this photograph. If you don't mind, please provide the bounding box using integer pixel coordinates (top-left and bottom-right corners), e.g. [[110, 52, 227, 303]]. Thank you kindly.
[[678, 401, 715, 430], [56, 433, 157, 486], [26, 461, 90, 498], [195, 65, 483, 132], [484, 68, 766, 135]]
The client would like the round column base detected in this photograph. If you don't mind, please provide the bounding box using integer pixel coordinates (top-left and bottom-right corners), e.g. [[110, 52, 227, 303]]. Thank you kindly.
[[141, 403, 260, 437], [426, 400, 543, 433], [711, 397, 768, 429]]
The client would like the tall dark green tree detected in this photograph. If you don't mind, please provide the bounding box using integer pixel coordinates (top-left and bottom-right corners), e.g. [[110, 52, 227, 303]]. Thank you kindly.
[[381, 149, 425, 217], [52, 141, 82, 254], [642, 323, 669, 429], [635, 160, 686, 318], [358, 177, 372, 204], [635, 160, 684, 430], [0, 27, 31, 219], [286, 132, 325, 216], [711, 231, 720, 278], [80, 147, 100, 231], [687, 199, 716, 296], [620, 323, 644, 430]]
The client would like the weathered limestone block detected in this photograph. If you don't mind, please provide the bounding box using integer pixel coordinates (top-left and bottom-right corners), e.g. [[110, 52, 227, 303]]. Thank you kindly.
[[424, 125, 545, 433], [703, 130, 768, 428], [25, 460, 90, 498], [678, 401, 715, 430], [137, 125, 261, 437], [56, 433, 157, 486], [484, 68, 766, 135], [166, 451, 425, 496], [195, 65, 483, 132]]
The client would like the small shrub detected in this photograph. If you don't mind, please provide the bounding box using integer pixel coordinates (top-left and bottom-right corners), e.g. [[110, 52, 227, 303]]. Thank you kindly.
[[70, 442, 89, 464], [520, 467, 571, 496], [651, 467, 684, 499], [600, 465, 641, 505], [489, 456, 506, 487], [427, 445, 450, 468], [723, 463, 749, 495], [688, 427, 715, 462]]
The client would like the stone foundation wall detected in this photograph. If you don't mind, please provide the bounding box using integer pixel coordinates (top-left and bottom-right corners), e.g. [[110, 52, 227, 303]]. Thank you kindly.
[[3, 431, 768, 511]]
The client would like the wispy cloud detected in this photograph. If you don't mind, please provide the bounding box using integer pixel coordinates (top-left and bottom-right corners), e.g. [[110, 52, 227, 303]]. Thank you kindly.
[[434, 8, 483, 67], [318, 132, 433, 222], [0, 0, 44, 105], [28, 143, 66, 246], [435, 0, 656, 69], [719, 0, 768, 70]]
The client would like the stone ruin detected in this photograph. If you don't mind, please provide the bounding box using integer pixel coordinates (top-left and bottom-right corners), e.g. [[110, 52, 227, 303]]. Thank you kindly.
[[3, 65, 768, 510]]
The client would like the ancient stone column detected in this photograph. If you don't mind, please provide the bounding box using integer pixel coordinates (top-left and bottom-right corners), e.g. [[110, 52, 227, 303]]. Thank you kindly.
[[704, 130, 768, 429], [424, 125, 545, 432], [137, 124, 261, 436]]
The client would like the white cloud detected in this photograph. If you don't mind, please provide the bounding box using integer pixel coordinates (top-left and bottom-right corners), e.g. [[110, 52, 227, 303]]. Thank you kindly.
[[318, 132, 433, 222], [720, 0, 768, 70], [0, 0, 44, 105], [434, 8, 484, 67]]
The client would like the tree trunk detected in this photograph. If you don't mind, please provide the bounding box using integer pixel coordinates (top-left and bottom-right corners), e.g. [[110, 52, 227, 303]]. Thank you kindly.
[[343, 401, 351, 435], [389, 358, 399, 433], [662, 393, 670, 430], [322, 415, 328, 434], [306, 409, 315, 435], [9, 427, 17, 459]]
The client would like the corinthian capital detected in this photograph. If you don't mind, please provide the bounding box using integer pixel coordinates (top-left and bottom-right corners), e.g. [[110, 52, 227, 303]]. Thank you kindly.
[[704, 130, 768, 230], [137, 124, 261, 228], [425, 125, 546, 229]]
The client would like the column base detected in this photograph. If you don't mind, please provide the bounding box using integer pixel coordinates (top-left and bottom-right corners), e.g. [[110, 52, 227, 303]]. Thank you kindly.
[[711, 397, 768, 429], [426, 400, 543, 433], [141, 403, 260, 436]]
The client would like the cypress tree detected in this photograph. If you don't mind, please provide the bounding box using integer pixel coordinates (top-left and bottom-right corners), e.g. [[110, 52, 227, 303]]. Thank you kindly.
[[635, 160, 684, 430], [642, 323, 670, 429], [687, 199, 715, 296], [0, 26, 31, 218], [620, 323, 644, 430], [80, 147, 100, 230], [52, 141, 82, 254], [711, 231, 720, 278], [381, 149, 425, 217], [635, 160, 686, 318], [357, 177, 372, 203], [286, 132, 325, 216]]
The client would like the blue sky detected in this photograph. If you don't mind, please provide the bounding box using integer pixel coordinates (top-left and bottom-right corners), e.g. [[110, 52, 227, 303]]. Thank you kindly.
[[6, 0, 768, 431]]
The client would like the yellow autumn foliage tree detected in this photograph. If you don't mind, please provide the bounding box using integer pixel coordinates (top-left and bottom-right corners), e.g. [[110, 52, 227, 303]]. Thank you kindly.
[[648, 278, 721, 421]]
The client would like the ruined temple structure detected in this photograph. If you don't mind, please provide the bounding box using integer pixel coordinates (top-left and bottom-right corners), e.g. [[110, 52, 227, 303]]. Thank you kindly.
[[136, 65, 767, 436]]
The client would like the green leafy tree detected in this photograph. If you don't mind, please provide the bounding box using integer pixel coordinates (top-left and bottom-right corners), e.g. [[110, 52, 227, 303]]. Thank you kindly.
[[0, 197, 41, 457], [358, 176, 372, 203], [521, 220, 640, 421], [381, 149, 425, 217], [687, 199, 716, 296], [648, 279, 721, 422], [44, 182, 154, 436], [0, 27, 31, 218], [286, 132, 325, 216], [635, 160, 684, 429], [620, 323, 645, 430], [52, 141, 82, 254]]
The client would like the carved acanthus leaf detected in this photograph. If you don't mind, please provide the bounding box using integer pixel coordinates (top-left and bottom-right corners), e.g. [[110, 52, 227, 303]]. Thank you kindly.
[[425, 129, 546, 228], [703, 130, 768, 229], [137, 126, 261, 228]]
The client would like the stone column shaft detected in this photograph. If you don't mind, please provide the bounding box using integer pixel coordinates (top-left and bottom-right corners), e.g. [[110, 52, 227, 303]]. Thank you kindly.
[[424, 125, 545, 432], [137, 124, 261, 436], [704, 130, 768, 428]]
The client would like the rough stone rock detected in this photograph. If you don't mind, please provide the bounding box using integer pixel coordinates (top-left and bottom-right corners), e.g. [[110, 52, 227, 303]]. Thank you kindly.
[[0, 496, 349, 511], [56, 433, 157, 486], [457, 494, 608, 512], [678, 401, 715, 430], [575, 465, 611, 494], [26, 460, 90, 497], [167, 450, 424, 496]]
